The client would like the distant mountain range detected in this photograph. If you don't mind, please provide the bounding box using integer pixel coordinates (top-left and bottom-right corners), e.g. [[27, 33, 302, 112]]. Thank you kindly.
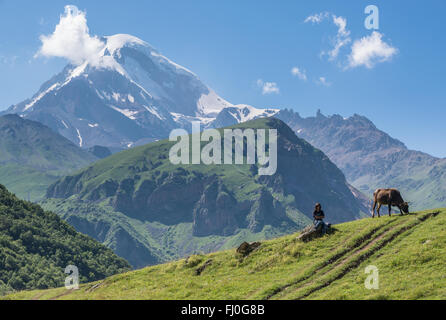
[[42, 118, 368, 268], [276, 109, 446, 210], [4, 33, 443, 211], [4, 34, 277, 149], [0, 114, 98, 200]]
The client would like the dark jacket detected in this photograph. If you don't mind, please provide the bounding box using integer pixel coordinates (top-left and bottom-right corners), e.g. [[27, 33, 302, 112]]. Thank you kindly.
[[313, 210, 325, 221]]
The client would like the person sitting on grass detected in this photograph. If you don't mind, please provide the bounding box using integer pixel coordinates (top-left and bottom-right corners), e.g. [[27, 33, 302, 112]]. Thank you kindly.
[[313, 203, 330, 235]]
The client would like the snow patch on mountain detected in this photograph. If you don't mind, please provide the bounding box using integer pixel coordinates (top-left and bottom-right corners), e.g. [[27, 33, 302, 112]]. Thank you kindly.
[[144, 106, 164, 120], [232, 104, 279, 122], [68, 62, 88, 80], [104, 34, 147, 57], [76, 128, 83, 147], [110, 106, 139, 120], [61, 120, 69, 129], [197, 90, 233, 116], [24, 83, 60, 111], [150, 51, 197, 76], [170, 112, 215, 126]]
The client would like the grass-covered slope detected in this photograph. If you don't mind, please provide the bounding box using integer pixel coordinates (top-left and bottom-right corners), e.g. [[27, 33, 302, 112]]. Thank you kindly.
[[0, 114, 98, 201], [0, 184, 131, 296], [5, 209, 445, 300], [43, 118, 367, 268]]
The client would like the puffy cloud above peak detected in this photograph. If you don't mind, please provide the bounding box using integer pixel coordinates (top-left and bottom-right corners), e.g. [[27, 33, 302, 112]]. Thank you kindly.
[[35, 5, 105, 65]]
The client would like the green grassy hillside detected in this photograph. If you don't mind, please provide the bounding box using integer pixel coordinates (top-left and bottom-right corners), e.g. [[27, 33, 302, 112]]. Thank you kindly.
[[43, 118, 367, 268], [5, 209, 445, 300], [0, 164, 58, 202], [0, 114, 98, 201]]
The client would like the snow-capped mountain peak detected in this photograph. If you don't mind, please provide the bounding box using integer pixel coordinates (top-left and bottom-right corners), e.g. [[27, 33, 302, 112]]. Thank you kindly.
[[197, 89, 233, 117], [104, 34, 147, 57], [6, 33, 278, 148]]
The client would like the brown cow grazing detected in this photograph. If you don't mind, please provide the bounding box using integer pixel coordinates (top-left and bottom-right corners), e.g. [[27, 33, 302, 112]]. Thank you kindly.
[[372, 188, 409, 218]]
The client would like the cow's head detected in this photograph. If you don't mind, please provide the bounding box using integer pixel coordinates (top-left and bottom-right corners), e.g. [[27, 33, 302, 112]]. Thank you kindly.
[[399, 202, 409, 214]]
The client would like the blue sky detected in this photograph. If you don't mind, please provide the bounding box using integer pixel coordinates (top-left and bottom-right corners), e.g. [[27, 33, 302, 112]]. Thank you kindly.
[[1, 0, 445, 157]]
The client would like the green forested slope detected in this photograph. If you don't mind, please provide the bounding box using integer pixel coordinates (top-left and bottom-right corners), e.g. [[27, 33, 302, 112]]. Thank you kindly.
[[0, 184, 130, 295]]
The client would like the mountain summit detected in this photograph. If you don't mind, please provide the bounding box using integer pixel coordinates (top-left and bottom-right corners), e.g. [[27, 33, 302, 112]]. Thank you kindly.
[[6, 34, 277, 149]]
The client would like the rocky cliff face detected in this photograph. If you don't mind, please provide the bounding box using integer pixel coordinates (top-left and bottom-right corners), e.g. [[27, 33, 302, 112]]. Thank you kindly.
[[192, 178, 239, 236], [48, 168, 297, 237], [246, 188, 288, 233]]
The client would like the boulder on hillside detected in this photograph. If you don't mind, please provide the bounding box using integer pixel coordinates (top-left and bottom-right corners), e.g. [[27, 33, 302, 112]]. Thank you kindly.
[[236, 241, 261, 257], [195, 259, 213, 276], [297, 224, 334, 242]]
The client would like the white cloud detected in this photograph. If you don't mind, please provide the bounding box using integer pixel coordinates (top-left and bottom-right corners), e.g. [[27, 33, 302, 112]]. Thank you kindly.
[[304, 12, 329, 24], [347, 31, 397, 69], [305, 12, 351, 61], [333, 15, 350, 38], [257, 79, 280, 95], [291, 67, 307, 81], [328, 15, 351, 60], [305, 12, 398, 69], [35, 5, 105, 66], [316, 77, 331, 87]]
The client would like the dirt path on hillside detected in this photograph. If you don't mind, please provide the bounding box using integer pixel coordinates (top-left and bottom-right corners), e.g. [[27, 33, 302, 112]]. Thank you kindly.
[[262, 220, 396, 300], [31, 292, 45, 300], [267, 211, 440, 300], [48, 289, 74, 300]]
